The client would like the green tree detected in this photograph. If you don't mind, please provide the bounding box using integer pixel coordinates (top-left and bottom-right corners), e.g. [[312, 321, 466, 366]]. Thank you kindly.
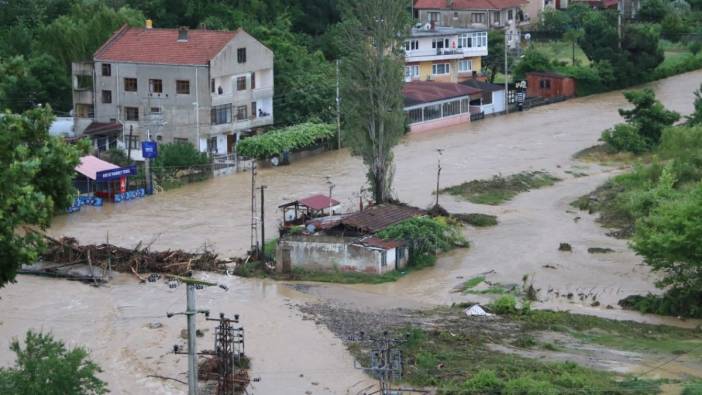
[[339, 0, 410, 203], [152, 141, 210, 178], [512, 48, 552, 79], [661, 13, 689, 42], [0, 107, 87, 287], [639, 0, 670, 22], [632, 183, 702, 293], [562, 28, 585, 66], [619, 88, 680, 145], [687, 84, 702, 125], [0, 54, 72, 113], [0, 330, 107, 395], [484, 31, 505, 83]]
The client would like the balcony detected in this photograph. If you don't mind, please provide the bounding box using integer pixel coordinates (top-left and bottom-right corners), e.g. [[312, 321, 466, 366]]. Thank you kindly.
[[405, 47, 487, 62], [211, 86, 274, 107], [208, 114, 273, 135]]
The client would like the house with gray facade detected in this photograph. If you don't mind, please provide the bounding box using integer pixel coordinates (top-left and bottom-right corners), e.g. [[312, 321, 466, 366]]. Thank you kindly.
[[72, 21, 274, 159], [413, 0, 530, 30]]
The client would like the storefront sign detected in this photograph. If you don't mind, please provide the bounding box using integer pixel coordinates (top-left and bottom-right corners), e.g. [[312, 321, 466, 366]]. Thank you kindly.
[[96, 165, 137, 182]]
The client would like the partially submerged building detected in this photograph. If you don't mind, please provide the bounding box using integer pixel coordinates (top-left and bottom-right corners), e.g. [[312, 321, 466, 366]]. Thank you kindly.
[[404, 80, 483, 132], [276, 204, 424, 275]]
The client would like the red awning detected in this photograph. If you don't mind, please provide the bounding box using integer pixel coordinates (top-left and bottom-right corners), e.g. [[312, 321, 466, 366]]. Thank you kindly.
[[75, 155, 120, 180]]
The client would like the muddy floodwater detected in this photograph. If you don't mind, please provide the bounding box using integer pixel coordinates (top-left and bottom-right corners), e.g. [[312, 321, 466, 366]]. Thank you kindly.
[[2, 70, 702, 393]]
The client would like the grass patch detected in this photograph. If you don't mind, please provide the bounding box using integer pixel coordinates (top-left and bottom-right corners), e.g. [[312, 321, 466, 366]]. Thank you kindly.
[[573, 144, 643, 164], [453, 213, 498, 227], [683, 380, 702, 395], [441, 171, 560, 205], [512, 310, 702, 358], [462, 276, 485, 290], [531, 40, 590, 66], [398, 325, 660, 394]]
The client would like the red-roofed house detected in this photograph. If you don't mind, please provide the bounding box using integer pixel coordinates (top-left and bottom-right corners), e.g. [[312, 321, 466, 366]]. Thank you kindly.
[[413, 0, 532, 30], [403, 80, 483, 132], [72, 20, 274, 157]]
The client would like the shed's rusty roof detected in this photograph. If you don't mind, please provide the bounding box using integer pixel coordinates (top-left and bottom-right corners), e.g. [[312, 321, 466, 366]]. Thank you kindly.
[[341, 204, 424, 233]]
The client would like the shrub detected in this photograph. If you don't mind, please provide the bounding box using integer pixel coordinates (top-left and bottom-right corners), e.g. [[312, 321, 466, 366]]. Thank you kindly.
[[377, 216, 467, 266], [601, 123, 650, 153], [236, 122, 335, 159], [690, 41, 702, 55], [658, 126, 702, 183], [682, 380, 702, 395], [492, 295, 518, 315], [504, 376, 559, 395], [462, 370, 504, 393], [619, 288, 702, 318], [153, 142, 210, 177]]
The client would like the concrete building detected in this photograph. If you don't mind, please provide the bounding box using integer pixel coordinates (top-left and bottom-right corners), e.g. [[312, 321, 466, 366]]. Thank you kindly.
[[72, 22, 274, 157], [275, 204, 422, 275], [462, 79, 506, 115], [405, 25, 488, 83], [413, 0, 530, 29], [404, 80, 483, 132]]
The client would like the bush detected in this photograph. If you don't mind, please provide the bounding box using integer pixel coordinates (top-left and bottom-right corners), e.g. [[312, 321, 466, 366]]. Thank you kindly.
[[683, 381, 702, 395], [601, 123, 650, 153], [504, 376, 559, 395], [619, 288, 702, 318], [376, 216, 467, 266], [236, 122, 335, 159], [461, 370, 504, 392], [690, 41, 702, 55], [492, 295, 518, 315], [658, 126, 702, 183]]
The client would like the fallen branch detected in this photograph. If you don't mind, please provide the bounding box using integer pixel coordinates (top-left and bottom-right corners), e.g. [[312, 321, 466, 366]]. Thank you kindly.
[[146, 375, 187, 385]]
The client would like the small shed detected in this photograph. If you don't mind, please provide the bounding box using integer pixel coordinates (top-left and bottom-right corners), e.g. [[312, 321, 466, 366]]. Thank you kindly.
[[526, 72, 576, 99], [461, 79, 506, 115], [279, 194, 342, 226]]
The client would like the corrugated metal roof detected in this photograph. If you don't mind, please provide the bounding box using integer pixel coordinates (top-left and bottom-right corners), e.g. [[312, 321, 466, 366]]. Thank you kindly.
[[404, 81, 482, 107], [341, 204, 424, 233], [298, 194, 341, 211], [355, 236, 405, 250], [75, 155, 120, 181], [94, 25, 238, 65]]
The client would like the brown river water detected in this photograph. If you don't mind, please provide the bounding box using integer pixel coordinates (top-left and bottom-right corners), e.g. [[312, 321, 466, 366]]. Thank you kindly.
[[2, 70, 702, 394]]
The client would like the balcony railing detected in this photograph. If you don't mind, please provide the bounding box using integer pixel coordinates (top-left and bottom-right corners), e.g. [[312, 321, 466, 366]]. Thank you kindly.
[[405, 47, 487, 60]]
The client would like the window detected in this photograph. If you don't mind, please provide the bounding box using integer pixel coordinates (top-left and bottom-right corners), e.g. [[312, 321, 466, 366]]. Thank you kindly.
[[211, 78, 215, 93], [207, 137, 218, 153], [471, 13, 486, 23], [432, 63, 450, 75], [405, 65, 419, 80], [236, 76, 246, 91], [251, 101, 257, 118], [461, 98, 470, 113], [508, 9, 514, 20], [150, 107, 161, 113], [75, 104, 93, 118], [404, 39, 419, 51], [211, 104, 232, 125], [126, 135, 139, 150], [76, 75, 92, 90], [453, 11, 459, 19], [102, 64, 111, 77], [176, 80, 190, 94], [540, 79, 551, 89], [429, 12, 440, 22], [493, 11, 501, 25], [149, 79, 163, 93], [125, 107, 139, 121], [458, 59, 472, 73], [237, 47, 247, 63], [432, 38, 449, 49], [102, 90, 112, 104], [124, 78, 137, 92], [236, 105, 247, 121], [443, 100, 461, 116], [423, 103, 442, 121], [251, 72, 256, 90], [407, 108, 423, 124], [458, 32, 487, 48], [174, 137, 189, 144]]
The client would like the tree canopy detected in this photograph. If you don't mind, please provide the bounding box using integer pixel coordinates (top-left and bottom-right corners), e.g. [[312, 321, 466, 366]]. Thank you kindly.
[[0, 107, 86, 287]]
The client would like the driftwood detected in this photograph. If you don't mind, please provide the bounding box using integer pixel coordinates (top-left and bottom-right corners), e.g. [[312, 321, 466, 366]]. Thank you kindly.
[[37, 234, 226, 276]]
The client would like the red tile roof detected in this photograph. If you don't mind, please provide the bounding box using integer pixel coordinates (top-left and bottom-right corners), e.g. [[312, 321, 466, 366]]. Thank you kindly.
[[341, 204, 425, 233], [404, 81, 482, 106], [94, 25, 238, 65], [83, 121, 123, 135], [356, 237, 405, 250], [414, 0, 526, 10], [298, 194, 341, 211]]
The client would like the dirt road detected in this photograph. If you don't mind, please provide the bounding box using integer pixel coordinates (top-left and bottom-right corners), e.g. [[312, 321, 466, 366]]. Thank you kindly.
[[2, 70, 702, 393]]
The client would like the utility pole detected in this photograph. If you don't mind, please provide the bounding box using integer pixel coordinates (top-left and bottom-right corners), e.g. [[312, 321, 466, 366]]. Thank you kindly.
[[435, 148, 444, 207], [167, 277, 226, 395], [336, 59, 341, 150], [328, 181, 335, 218], [617, 0, 623, 49], [353, 331, 409, 395], [250, 161, 258, 257], [145, 128, 153, 194], [205, 313, 245, 395], [504, 30, 509, 115], [259, 185, 267, 259]]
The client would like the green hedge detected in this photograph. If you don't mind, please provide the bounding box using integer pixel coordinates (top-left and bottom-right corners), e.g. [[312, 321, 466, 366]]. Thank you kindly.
[[236, 122, 335, 160]]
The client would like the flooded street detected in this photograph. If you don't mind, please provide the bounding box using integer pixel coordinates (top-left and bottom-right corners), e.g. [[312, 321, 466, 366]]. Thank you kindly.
[[2, 70, 702, 393]]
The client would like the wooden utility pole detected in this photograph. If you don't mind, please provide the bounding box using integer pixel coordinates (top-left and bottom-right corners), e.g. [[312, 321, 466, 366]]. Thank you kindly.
[[259, 185, 267, 259], [336, 59, 341, 150], [435, 149, 444, 207]]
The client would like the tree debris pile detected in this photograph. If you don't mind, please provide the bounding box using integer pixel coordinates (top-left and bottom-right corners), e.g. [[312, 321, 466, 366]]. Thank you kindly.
[[198, 351, 251, 394], [39, 234, 227, 276]]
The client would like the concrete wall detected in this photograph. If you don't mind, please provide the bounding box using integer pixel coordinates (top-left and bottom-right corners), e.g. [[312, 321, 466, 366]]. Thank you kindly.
[[276, 235, 406, 275], [414, 56, 482, 82], [418, 9, 521, 29], [91, 61, 211, 145], [409, 113, 471, 133]]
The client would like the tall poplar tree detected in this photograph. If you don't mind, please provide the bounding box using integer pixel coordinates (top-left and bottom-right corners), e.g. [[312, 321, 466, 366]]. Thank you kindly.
[[339, 0, 410, 203]]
